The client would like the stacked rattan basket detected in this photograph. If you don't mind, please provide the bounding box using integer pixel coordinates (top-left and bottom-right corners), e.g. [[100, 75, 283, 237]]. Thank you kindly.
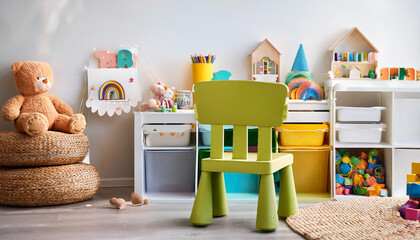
[[0, 131, 100, 207]]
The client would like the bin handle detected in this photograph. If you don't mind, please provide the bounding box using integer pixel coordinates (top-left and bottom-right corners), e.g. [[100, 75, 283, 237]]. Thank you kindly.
[[278, 129, 329, 133], [280, 149, 330, 152]]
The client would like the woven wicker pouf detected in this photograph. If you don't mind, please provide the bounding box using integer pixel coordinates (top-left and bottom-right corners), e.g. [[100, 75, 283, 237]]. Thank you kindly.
[[0, 163, 100, 207], [0, 131, 89, 167]]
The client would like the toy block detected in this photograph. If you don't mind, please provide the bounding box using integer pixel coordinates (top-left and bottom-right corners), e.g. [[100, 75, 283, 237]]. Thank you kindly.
[[353, 174, 363, 186], [336, 186, 344, 195], [407, 174, 420, 183], [412, 162, 420, 174], [409, 196, 420, 204], [405, 208, 420, 221], [399, 200, 419, 219], [353, 187, 367, 195], [407, 183, 420, 198], [336, 174, 344, 185], [380, 188, 388, 197], [358, 178, 365, 187], [366, 189, 376, 196], [343, 188, 350, 195], [366, 176, 376, 187], [374, 183, 381, 196], [344, 177, 353, 186]]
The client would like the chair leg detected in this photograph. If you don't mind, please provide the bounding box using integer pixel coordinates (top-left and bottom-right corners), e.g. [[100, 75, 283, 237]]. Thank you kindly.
[[278, 165, 299, 217], [211, 172, 228, 217], [256, 174, 279, 231], [190, 171, 213, 226]]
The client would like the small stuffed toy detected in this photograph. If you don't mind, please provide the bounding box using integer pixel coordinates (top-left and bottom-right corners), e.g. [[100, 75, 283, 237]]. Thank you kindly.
[[160, 86, 175, 109], [1, 61, 86, 136], [140, 82, 175, 111]]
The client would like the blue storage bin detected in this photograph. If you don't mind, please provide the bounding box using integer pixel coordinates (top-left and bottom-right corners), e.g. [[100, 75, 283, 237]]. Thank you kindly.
[[224, 172, 259, 193]]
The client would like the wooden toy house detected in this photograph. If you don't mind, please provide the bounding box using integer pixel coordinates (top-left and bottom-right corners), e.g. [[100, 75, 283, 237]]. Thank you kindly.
[[251, 39, 281, 83], [348, 66, 362, 79], [329, 27, 379, 79]]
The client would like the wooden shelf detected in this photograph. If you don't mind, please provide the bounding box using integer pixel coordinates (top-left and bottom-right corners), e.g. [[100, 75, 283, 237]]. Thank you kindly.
[[333, 61, 377, 65], [325, 79, 420, 94]]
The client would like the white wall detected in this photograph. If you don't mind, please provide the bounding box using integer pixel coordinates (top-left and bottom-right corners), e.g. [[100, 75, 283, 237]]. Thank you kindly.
[[1, 0, 419, 186]]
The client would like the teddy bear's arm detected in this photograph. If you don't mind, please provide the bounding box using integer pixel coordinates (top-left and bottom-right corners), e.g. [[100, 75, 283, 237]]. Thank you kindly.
[[2, 95, 25, 121], [47, 94, 74, 116]]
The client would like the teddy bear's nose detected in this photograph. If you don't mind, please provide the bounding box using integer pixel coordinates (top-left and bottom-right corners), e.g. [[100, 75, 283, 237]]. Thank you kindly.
[[42, 79, 48, 84]]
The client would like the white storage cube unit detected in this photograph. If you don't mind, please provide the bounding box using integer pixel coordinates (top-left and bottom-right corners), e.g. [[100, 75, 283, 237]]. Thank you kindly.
[[336, 123, 385, 143], [336, 106, 385, 122], [143, 125, 192, 147], [144, 150, 195, 193]]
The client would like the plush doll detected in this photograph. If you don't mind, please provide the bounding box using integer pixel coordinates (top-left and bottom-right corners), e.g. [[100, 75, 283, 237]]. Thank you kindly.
[[140, 82, 175, 111], [140, 82, 166, 111], [160, 86, 175, 109], [1, 61, 86, 136]]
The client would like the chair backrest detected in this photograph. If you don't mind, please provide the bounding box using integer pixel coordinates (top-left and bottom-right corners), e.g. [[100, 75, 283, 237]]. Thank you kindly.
[[194, 80, 288, 127], [194, 80, 288, 161]]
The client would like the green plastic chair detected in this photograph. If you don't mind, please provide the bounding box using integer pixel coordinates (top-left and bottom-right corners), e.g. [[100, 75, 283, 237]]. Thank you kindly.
[[190, 80, 299, 231]]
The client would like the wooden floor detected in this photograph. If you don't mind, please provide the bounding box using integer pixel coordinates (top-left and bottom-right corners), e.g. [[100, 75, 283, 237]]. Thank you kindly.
[[0, 187, 304, 240]]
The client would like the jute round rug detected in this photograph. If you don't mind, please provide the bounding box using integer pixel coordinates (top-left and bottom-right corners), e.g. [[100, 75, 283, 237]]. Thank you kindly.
[[286, 198, 420, 240]]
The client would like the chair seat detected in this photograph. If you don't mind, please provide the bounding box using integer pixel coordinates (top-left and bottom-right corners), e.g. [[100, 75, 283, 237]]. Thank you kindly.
[[201, 152, 293, 175]]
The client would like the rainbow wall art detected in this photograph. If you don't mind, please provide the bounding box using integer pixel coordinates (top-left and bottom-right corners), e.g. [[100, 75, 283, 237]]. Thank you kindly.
[[99, 81, 125, 100]]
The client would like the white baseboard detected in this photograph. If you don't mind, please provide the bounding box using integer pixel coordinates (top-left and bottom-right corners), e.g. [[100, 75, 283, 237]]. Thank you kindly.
[[100, 178, 134, 187]]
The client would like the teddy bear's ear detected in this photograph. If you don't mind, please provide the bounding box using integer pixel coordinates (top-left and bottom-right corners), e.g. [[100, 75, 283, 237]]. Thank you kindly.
[[11, 61, 23, 75]]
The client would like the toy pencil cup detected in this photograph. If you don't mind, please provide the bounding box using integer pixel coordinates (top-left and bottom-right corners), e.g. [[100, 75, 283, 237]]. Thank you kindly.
[[192, 63, 213, 84]]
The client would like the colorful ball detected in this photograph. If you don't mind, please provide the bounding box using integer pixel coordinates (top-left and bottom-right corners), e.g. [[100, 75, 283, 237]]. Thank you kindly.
[[338, 163, 353, 177], [338, 156, 353, 177]]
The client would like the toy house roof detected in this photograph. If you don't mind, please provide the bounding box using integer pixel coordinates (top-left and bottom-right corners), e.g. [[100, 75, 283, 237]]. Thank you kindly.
[[251, 39, 281, 65], [328, 27, 379, 53], [349, 66, 361, 71]]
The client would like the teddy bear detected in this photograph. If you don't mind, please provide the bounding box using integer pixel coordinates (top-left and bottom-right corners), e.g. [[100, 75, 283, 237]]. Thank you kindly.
[[1, 61, 86, 136], [140, 82, 175, 111]]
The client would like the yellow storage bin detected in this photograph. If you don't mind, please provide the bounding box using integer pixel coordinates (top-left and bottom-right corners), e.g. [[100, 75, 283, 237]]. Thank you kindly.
[[277, 123, 328, 146], [280, 149, 330, 194]]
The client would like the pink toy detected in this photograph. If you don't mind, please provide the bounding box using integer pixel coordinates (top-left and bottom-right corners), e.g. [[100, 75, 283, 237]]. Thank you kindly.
[[140, 82, 166, 111], [95, 50, 118, 68], [160, 87, 175, 109], [405, 208, 420, 221], [343, 188, 350, 195], [335, 183, 344, 195], [140, 82, 175, 111]]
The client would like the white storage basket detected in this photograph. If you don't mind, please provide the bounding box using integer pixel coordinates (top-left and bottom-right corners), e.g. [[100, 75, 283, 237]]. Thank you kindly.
[[143, 125, 192, 147], [336, 106, 385, 122], [336, 123, 386, 143]]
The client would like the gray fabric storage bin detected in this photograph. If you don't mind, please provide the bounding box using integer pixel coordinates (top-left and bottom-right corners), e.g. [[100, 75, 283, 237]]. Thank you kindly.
[[145, 150, 195, 193]]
